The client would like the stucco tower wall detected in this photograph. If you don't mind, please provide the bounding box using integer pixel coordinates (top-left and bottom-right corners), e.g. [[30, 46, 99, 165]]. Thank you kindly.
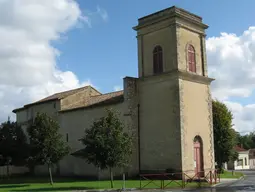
[[180, 79, 215, 174]]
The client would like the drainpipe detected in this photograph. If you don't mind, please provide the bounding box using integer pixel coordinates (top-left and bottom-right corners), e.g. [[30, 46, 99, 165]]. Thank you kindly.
[[137, 104, 141, 173]]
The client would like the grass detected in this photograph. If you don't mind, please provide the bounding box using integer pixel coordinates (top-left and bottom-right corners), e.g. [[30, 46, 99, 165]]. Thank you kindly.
[[0, 178, 210, 192], [220, 171, 244, 179], [0, 170, 242, 192]]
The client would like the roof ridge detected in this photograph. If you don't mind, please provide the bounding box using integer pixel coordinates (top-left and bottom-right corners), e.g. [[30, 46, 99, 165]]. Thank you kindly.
[[50, 85, 90, 96], [24, 85, 97, 107], [36, 85, 94, 102], [60, 92, 124, 113], [89, 86, 102, 95], [91, 90, 123, 98], [13, 87, 122, 113]]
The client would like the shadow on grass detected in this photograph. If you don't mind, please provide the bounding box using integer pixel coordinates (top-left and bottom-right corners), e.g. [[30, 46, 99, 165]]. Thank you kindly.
[[0, 174, 137, 184], [11, 186, 94, 192], [0, 184, 29, 189], [0, 177, 88, 184]]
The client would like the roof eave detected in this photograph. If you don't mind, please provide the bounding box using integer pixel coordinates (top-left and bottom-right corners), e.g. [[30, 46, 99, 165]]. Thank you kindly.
[[24, 98, 59, 108], [59, 95, 124, 113], [12, 107, 25, 113]]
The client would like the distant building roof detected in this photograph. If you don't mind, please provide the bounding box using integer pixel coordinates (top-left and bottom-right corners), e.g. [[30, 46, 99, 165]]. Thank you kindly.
[[234, 145, 248, 152]]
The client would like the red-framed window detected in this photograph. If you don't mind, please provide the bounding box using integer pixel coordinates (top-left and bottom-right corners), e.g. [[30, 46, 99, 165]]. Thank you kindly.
[[188, 45, 196, 73]]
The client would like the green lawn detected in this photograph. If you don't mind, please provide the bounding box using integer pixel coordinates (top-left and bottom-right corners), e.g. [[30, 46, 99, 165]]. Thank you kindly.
[[220, 171, 244, 179], [0, 171, 242, 192], [0, 179, 209, 192]]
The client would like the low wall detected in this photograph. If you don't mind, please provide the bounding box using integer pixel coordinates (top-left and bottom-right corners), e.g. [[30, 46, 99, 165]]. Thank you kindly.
[[0, 166, 29, 176]]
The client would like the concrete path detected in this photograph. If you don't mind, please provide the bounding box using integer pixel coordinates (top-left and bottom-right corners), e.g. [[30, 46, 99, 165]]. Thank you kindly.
[[182, 170, 255, 191]]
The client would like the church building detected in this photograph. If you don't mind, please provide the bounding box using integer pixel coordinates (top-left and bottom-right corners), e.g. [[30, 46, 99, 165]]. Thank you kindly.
[[13, 6, 215, 178]]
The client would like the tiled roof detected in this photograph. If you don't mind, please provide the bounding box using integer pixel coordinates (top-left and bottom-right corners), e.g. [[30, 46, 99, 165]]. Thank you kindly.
[[13, 86, 124, 113], [60, 90, 124, 112], [27, 86, 94, 106], [12, 86, 101, 113], [234, 145, 247, 152]]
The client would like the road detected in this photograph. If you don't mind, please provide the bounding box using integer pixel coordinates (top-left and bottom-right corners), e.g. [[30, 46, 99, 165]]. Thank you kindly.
[[184, 170, 255, 192]]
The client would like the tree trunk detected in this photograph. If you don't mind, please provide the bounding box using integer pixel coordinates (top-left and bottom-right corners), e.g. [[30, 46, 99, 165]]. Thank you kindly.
[[110, 167, 114, 188], [56, 162, 60, 176], [97, 168, 101, 189], [6, 164, 9, 179], [217, 162, 224, 174], [122, 172, 126, 190], [48, 164, 53, 185], [29, 165, 35, 176]]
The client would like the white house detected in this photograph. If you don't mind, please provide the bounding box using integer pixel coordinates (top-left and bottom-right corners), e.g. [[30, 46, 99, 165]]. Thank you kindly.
[[227, 146, 250, 170], [249, 148, 255, 169]]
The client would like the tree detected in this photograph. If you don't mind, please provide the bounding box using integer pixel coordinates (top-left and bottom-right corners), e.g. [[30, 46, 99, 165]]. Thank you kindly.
[[27, 113, 70, 185], [229, 149, 239, 162], [80, 108, 133, 188], [236, 132, 255, 149], [0, 118, 28, 177], [26, 118, 44, 175], [251, 132, 255, 148], [212, 100, 238, 172]]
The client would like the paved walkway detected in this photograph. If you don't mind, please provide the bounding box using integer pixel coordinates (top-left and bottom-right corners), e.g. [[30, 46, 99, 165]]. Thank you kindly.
[[181, 170, 255, 191]]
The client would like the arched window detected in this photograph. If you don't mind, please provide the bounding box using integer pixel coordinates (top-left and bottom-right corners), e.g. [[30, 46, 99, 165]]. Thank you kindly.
[[187, 44, 196, 73], [153, 46, 163, 74]]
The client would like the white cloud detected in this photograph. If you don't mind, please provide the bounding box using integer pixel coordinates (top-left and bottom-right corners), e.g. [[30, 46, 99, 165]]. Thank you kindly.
[[224, 101, 255, 134], [207, 27, 255, 133], [82, 6, 108, 25], [96, 6, 109, 22], [0, 0, 104, 122], [207, 28, 255, 100], [114, 86, 122, 91], [81, 79, 99, 90]]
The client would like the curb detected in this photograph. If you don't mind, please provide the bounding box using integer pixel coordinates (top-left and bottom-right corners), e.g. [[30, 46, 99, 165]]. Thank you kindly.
[[211, 175, 245, 187]]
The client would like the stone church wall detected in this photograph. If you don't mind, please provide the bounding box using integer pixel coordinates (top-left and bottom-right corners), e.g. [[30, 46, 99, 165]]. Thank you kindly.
[[123, 77, 140, 176], [61, 87, 101, 110], [58, 100, 138, 178]]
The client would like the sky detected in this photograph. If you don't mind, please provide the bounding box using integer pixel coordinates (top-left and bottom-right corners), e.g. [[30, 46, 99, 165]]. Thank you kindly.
[[1, 0, 255, 134]]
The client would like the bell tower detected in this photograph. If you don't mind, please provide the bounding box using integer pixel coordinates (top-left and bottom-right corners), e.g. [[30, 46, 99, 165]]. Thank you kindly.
[[133, 6, 215, 175]]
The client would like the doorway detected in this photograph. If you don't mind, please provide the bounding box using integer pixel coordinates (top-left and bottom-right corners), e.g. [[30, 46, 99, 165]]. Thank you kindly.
[[193, 136, 204, 177]]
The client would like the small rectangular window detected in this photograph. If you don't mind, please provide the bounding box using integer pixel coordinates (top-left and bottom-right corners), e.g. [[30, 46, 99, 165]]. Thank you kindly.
[[237, 159, 243, 166], [66, 133, 69, 142], [53, 103, 56, 109]]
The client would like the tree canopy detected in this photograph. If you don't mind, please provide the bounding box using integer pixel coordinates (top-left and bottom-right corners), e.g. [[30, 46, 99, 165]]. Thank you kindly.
[[236, 132, 255, 149], [27, 113, 70, 184], [212, 100, 238, 171], [0, 119, 28, 167], [80, 108, 133, 188]]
